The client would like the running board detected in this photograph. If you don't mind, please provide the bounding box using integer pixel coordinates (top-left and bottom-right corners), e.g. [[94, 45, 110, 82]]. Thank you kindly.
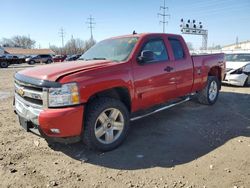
[[130, 97, 191, 121]]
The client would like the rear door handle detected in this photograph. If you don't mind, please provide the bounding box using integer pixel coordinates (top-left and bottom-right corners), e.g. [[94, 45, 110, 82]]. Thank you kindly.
[[164, 66, 174, 72]]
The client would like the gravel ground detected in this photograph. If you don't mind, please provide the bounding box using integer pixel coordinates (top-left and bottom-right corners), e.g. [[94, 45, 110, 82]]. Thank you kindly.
[[0, 65, 250, 188]]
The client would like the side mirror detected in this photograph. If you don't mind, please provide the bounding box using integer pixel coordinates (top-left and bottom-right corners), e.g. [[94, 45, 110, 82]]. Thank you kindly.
[[137, 50, 155, 63]]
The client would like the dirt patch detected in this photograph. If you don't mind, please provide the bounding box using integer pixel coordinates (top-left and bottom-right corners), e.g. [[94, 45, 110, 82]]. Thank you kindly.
[[0, 91, 12, 100], [0, 67, 250, 188]]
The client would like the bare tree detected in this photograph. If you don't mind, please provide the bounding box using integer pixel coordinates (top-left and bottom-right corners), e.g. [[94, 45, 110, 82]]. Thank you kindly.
[[50, 38, 96, 55], [0, 35, 36, 48], [1, 38, 15, 47], [84, 39, 96, 52]]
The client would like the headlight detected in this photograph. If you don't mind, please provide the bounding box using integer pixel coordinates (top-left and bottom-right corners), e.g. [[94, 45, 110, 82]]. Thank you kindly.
[[48, 83, 80, 107]]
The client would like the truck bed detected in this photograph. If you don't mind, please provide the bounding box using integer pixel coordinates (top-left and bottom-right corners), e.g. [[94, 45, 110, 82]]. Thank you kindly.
[[191, 53, 225, 92]]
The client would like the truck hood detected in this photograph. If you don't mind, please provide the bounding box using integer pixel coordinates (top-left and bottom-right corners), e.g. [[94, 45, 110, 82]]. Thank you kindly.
[[226, 61, 250, 70], [18, 60, 116, 81]]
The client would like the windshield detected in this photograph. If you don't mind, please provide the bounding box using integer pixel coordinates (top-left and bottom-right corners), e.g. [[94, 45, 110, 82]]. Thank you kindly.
[[79, 37, 138, 62], [225, 54, 250, 62]]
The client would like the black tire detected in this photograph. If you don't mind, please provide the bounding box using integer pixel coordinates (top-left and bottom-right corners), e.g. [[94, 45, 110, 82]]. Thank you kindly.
[[82, 97, 130, 151], [0, 61, 9, 68], [197, 76, 220, 105], [46, 59, 52, 64], [244, 76, 250, 87], [28, 60, 35, 65]]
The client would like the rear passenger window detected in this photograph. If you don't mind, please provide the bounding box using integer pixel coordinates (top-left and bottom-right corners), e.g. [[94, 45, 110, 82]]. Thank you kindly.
[[169, 38, 185, 60]]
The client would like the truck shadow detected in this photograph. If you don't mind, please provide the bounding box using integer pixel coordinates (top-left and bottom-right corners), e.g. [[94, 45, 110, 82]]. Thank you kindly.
[[49, 91, 250, 170]]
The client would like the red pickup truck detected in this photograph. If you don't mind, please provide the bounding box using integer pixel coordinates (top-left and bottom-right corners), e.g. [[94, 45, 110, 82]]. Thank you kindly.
[[14, 33, 225, 151]]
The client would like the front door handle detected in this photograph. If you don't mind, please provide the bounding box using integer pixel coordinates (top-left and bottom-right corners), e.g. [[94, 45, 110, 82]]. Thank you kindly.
[[164, 66, 174, 72]]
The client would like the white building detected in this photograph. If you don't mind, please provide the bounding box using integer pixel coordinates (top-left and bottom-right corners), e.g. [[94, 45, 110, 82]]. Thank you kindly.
[[222, 40, 250, 51]]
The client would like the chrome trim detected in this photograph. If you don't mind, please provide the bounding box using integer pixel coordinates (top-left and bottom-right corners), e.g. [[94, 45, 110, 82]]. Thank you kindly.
[[15, 83, 43, 100], [130, 97, 190, 121], [15, 93, 42, 109], [15, 94, 43, 125]]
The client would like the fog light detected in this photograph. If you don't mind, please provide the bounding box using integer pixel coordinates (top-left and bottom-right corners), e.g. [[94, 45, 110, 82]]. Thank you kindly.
[[50, 129, 60, 134]]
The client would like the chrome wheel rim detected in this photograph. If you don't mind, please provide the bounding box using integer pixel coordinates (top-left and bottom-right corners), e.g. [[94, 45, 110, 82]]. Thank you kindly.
[[94, 108, 124, 144], [209, 81, 218, 101]]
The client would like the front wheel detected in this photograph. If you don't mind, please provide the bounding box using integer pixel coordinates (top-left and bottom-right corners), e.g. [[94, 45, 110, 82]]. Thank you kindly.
[[0, 61, 9, 68], [82, 98, 130, 151], [197, 76, 220, 105]]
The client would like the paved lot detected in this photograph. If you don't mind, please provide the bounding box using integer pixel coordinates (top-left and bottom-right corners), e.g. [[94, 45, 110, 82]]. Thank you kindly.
[[0, 65, 249, 188]]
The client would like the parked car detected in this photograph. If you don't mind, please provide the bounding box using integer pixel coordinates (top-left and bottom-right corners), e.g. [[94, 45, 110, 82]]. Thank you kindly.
[[53, 55, 67, 62], [0, 55, 25, 68], [64, 54, 81, 61], [25, 54, 53, 64], [222, 53, 250, 86], [14, 33, 225, 151]]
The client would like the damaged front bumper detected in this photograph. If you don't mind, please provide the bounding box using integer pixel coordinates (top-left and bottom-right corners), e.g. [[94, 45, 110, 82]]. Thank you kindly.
[[222, 68, 249, 86]]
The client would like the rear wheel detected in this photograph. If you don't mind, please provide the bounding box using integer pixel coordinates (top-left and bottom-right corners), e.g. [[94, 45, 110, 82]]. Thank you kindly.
[[83, 98, 130, 151], [28, 60, 35, 65], [46, 59, 52, 64], [197, 76, 220, 105], [0, 61, 9, 68]]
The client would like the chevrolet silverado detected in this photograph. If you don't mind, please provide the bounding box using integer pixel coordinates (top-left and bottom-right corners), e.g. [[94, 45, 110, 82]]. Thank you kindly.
[[14, 33, 225, 151]]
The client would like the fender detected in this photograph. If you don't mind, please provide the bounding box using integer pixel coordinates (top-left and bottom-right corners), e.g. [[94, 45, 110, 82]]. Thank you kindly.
[[58, 61, 135, 106]]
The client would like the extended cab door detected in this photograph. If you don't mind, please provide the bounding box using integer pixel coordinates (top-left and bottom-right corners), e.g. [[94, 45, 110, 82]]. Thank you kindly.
[[132, 36, 176, 110], [168, 37, 193, 97]]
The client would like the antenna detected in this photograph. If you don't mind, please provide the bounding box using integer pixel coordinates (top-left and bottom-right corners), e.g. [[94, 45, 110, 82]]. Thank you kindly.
[[158, 0, 170, 33]]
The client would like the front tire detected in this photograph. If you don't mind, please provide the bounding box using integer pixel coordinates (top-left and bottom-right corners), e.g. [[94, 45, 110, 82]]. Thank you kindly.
[[197, 76, 220, 105], [0, 61, 9, 68], [83, 98, 130, 151]]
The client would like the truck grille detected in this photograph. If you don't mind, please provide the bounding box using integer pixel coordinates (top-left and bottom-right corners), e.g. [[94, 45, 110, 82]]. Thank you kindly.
[[14, 79, 44, 107]]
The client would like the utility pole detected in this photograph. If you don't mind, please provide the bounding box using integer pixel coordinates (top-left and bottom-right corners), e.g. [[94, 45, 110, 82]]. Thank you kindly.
[[58, 28, 65, 48], [86, 15, 96, 41], [59, 27, 65, 54], [158, 0, 170, 33]]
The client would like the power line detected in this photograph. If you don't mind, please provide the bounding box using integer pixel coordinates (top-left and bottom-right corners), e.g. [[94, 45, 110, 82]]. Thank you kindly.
[[86, 15, 96, 41], [58, 27, 65, 47], [158, 0, 170, 33]]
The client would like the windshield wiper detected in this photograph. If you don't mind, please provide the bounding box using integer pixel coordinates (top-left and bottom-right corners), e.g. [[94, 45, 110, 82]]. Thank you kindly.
[[92, 57, 107, 60], [78, 57, 107, 61]]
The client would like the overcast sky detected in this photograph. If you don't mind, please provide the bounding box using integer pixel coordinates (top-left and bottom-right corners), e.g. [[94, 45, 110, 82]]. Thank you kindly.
[[1, 0, 249, 49]]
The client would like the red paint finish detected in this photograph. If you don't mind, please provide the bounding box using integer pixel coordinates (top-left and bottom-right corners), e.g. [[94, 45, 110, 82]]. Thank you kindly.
[[53, 55, 67, 63], [18, 33, 225, 139], [38, 106, 84, 137]]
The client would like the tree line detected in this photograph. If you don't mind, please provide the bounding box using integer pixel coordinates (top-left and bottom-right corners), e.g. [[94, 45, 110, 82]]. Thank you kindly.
[[50, 38, 96, 55], [0, 36, 36, 49], [0, 35, 96, 55]]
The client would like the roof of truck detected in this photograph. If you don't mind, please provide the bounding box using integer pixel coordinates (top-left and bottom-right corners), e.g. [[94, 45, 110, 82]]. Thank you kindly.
[[108, 33, 182, 40]]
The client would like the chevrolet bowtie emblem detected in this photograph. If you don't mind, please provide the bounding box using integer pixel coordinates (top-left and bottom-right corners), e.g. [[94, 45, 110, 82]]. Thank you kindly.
[[17, 88, 25, 97]]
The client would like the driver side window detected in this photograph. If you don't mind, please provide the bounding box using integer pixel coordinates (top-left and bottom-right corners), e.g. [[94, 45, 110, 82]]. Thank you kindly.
[[142, 39, 169, 62]]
